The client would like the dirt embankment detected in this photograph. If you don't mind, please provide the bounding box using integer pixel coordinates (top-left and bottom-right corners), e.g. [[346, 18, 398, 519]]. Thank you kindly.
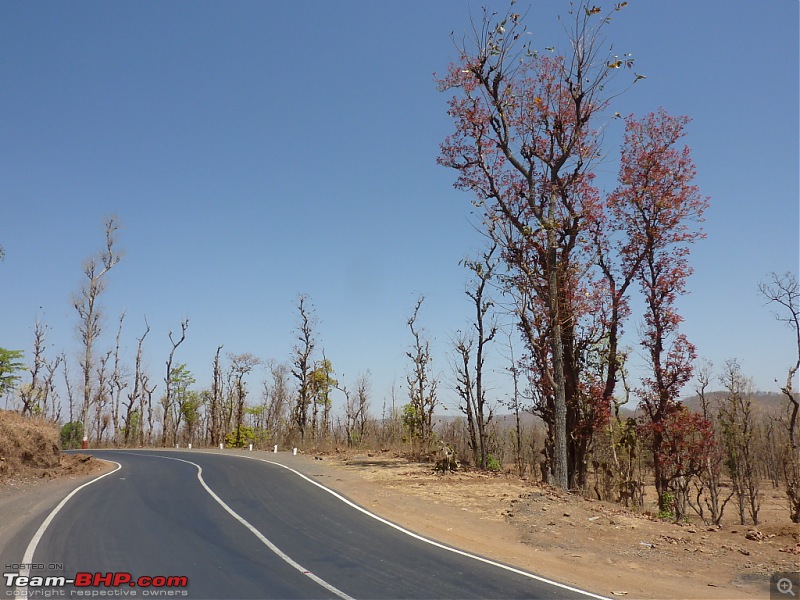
[[0, 409, 101, 482]]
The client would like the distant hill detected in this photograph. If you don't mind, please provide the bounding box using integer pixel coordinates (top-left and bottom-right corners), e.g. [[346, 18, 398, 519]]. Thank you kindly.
[[680, 390, 795, 416], [433, 391, 797, 425]]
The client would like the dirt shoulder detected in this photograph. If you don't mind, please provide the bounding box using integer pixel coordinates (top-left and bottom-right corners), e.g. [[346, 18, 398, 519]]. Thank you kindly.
[[283, 451, 797, 600]]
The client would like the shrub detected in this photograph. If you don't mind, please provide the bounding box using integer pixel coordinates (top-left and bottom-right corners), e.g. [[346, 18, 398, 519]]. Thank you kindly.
[[60, 422, 84, 450]]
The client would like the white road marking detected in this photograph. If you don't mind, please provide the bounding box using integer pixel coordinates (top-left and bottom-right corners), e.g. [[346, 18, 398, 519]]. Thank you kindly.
[[52, 449, 611, 600], [232, 452, 612, 600], [17, 460, 122, 594], [135, 453, 355, 600]]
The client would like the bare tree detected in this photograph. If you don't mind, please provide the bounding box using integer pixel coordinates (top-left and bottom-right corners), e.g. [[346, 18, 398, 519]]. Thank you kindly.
[[20, 319, 63, 420], [20, 319, 47, 417], [142, 373, 156, 445], [341, 372, 372, 447], [229, 353, 261, 447], [43, 352, 63, 422], [63, 355, 75, 425], [73, 217, 121, 441], [261, 360, 292, 446], [162, 319, 188, 446], [454, 244, 499, 468], [209, 345, 224, 447], [93, 349, 113, 444], [291, 294, 317, 442], [110, 312, 128, 445], [759, 271, 800, 522], [503, 330, 526, 476], [718, 359, 761, 525], [687, 360, 733, 525], [404, 296, 437, 449], [124, 319, 150, 446]]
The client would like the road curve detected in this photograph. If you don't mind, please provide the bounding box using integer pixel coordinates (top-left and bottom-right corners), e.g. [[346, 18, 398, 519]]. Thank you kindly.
[[14, 450, 606, 600]]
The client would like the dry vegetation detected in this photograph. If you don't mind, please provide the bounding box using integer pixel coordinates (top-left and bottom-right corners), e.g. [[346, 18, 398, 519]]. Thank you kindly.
[[320, 450, 799, 598], [0, 409, 100, 482]]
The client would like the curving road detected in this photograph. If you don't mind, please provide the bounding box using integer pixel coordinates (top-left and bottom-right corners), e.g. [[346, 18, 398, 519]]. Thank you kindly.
[[7, 450, 606, 599]]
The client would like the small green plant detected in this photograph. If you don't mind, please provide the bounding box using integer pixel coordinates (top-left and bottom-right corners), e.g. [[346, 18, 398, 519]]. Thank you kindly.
[[658, 491, 676, 520], [486, 454, 501, 472]]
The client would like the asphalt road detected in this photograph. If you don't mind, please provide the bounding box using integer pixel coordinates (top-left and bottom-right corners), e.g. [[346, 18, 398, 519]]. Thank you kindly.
[[9, 450, 605, 599]]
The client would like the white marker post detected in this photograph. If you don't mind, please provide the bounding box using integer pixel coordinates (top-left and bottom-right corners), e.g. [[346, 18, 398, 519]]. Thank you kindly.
[[249, 444, 253, 451], [188, 443, 192, 449], [273, 445, 278, 453], [219, 443, 223, 450], [292, 448, 297, 456]]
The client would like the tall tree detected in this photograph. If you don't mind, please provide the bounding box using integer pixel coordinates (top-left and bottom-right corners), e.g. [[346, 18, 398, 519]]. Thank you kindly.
[[619, 111, 707, 510], [229, 353, 261, 447], [165, 363, 196, 444], [309, 353, 336, 440], [209, 345, 224, 447], [73, 217, 121, 441], [110, 312, 128, 444], [261, 360, 292, 445], [717, 359, 761, 525], [454, 243, 499, 468], [162, 319, 188, 446], [291, 294, 317, 442], [124, 319, 149, 447], [20, 319, 47, 417], [404, 296, 438, 448], [439, 2, 637, 488], [759, 271, 800, 522]]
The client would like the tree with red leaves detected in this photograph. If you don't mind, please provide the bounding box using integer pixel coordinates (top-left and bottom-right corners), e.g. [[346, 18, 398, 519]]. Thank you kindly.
[[439, 3, 707, 492], [645, 404, 715, 521], [609, 109, 708, 509], [439, 2, 634, 490]]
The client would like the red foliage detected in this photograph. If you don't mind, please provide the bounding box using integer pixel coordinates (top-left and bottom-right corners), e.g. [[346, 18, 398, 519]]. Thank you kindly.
[[641, 404, 716, 482], [437, 5, 709, 491]]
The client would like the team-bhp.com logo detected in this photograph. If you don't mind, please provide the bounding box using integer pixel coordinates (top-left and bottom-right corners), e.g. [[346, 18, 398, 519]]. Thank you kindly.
[[4, 572, 189, 597]]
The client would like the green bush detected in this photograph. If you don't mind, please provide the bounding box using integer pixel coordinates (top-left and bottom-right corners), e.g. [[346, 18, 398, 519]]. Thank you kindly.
[[225, 425, 254, 448], [486, 453, 502, 472], [60, 422, 84, 450]]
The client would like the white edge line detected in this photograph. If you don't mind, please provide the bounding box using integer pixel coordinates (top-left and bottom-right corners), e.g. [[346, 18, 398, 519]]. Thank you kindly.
[[17, 459, 122, 594], [230, 451, 612, 600], [129, 453, 354, 600]]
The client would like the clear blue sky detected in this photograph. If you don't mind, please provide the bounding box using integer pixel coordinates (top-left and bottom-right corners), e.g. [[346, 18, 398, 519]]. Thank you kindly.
[[1, 1, 798, 416]]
